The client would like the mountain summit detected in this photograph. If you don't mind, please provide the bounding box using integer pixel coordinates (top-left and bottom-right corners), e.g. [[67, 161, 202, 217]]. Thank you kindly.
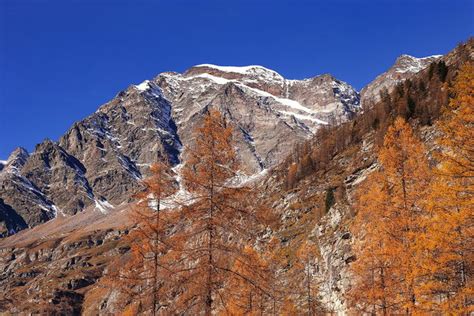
[[0, 64, 362, 235], [0, 51, 448, 236], [0, 53, 447, 235], [360, 54, 442, 106]]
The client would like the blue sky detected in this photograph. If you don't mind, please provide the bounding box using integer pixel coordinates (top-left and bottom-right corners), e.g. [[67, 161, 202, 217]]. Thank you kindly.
[[0, 0, 472, 159]]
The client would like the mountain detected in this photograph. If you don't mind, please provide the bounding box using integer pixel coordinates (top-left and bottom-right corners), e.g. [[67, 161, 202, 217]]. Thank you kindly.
[[0, 64, 360, 234], [6, 52, 452, 235], [360, 54, 442, 107], [1, 38, 471, 314]]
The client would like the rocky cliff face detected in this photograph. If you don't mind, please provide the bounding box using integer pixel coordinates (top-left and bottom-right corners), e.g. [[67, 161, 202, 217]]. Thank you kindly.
[[0, 148, 57, 234], [0, 64, 361, 233]]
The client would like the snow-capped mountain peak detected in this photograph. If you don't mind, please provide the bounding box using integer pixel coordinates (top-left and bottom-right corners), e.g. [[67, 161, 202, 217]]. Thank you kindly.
[[190, 64, 285, 83], [184, 64, 286, 92], [193, 63, 281, 75], [394, 54, 442, 74], [135, 79, 151, 91], [361, 54, 442, 106], [1, 62, 362, 234], [160, 64, 360, 130]]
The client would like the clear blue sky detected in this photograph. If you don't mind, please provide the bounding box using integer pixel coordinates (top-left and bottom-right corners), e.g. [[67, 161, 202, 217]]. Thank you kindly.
[[0, 0, 472, 159]]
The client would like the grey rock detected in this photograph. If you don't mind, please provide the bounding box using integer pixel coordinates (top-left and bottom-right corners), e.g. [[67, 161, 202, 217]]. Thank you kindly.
[[0, 147, 56, 228], [21, 139, 94, 215]]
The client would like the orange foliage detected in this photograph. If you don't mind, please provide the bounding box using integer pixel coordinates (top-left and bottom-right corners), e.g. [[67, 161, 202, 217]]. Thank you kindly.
[[422, 64, 474, 314], [105, 160, 178, 315], [348, 117, 431, 315], [223, 246, 271, 315], [280, 298, 298, 316], [169, 110, 270, 315]]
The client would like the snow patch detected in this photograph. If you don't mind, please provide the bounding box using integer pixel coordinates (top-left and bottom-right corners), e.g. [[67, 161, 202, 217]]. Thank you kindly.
[[230, 169, 268, 187], [193, 64, 284, 79], [51, 205, 65, 217], [187, 73, 230, 85], [242, 85, 317, 114], [94, 199, 114, 214], [421, 54, 443, 59], [182, 73, 329, 127], [161, 164, 193, 209], [135, 80, 150, 91], [278, 111, 328, 125]]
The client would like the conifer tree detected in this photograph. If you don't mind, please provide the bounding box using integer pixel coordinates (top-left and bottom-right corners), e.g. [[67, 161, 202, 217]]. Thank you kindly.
[[171, 109, 270, 315], [223, 246, 271, 315], [292, 241, 323, 315], [106, 161, 177, 315], [287, 163, 298, 189], [280, 298, 299, 315], [423, 63, 474, 314], [348, 117, 431, 314], [347, 171, 399, 315]]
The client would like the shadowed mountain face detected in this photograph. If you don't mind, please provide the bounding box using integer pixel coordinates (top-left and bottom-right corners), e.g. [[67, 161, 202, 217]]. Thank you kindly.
[[0, 199, 28, 237], [0, 64, 364, 232]]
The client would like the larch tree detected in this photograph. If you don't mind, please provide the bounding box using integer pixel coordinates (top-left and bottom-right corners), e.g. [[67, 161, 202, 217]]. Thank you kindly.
[[347, 171, 400, 315], [292, 241, 323, 316], [286, 163, 298, 190], [171, 109, 270, 315], [423, 63, 474, 314], [280, 298, 299, 316], [222, 246, 272, 315], [106, 160, 178, 315], [348, 117, 432, 315], [259, 236, 289, 315]]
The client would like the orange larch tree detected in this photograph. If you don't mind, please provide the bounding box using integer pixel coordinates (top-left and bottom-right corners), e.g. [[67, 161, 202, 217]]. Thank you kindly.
[[423, 63, 474, 314], [347, 171, 400, 315], [222, 246, 272, 315], [106, 160, 178, 315], [170, 109, 271, 315], [280, 298, 299, 316], [291, 241, 323, 315], [348, 117, 432, 315]]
